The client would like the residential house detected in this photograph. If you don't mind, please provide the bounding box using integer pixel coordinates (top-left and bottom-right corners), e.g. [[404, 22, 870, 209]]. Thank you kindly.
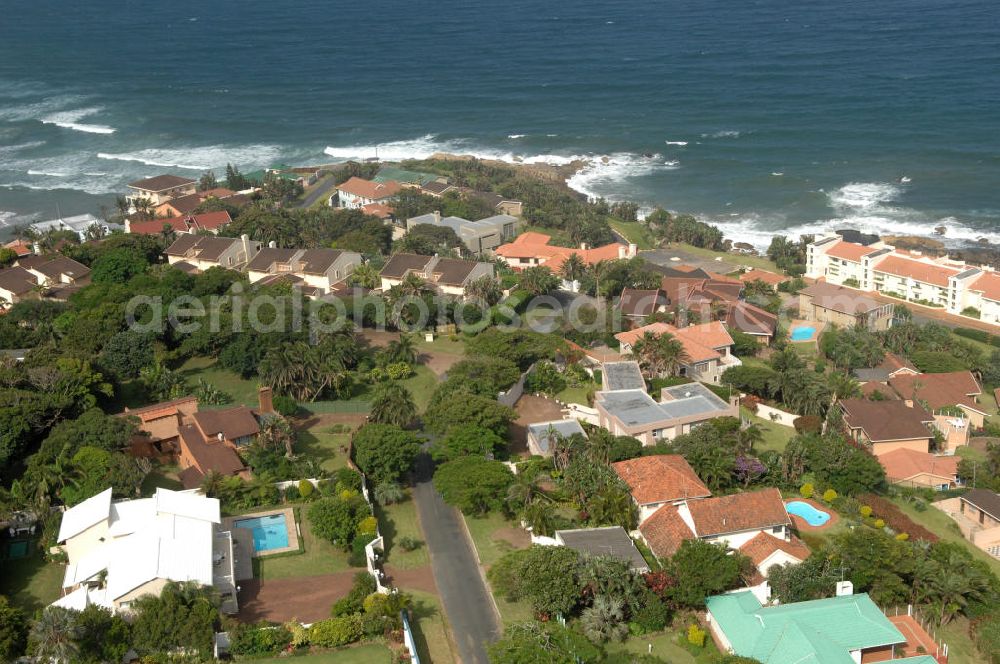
[[889, 370, 986, 428], [739, 268, 788, 289], [639, 488, 791, 560], [723, 301, 778, 345], [378, 253, 494, 298], [879, 448, 961, 490], [737, 531, 811, 585], [165, 234, 260, 272], [406, 210, 522, 255], [961, 271, 1000, 324], [705, 590, 909, 664], [127, 210, 233, 236], [553, 527, 649, 572], [53, 487, 239, 614], [595, 381, 739, 445], [612, 455, 711, 522], [127, 174, 198, 207], [935, 489, 1000, 558], [361, 203, 394, 221], [526, 419, 587, 457], [798, 281, 895, 330], [245, 247, 361, 297], [176, 404, 261, 489], [3, 239, 33, 257], [852, 352, 918, 383], [420, 180, 458, 197], [615, 321, 740, 383], [839, 399, 934, 457], [495, 232, 636, 276], [0, 267, 39, 309], [121, 396, 200, 459], [332, 177, 402, 209], [601, 360, 646, 391], [616, 288, 668, 323], [466, 190, 524, 217], [30, 213, 123, 241], [153, 188, 237, 218]]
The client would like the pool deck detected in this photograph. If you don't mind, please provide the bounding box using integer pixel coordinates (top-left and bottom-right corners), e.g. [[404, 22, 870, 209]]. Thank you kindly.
[[788, 319, 826, 344], [222, 507, 299, 557], [784, 498, 839, 532]]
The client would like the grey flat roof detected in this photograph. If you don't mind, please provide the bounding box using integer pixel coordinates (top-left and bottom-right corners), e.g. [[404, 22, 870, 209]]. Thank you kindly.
[[854, 368, 890, 382], [603, 361, 646, 391], [598, 390, 671, 426], [555, 526, 649, 570], [600, 383, 731, 426], [527, 419, 586, 454]]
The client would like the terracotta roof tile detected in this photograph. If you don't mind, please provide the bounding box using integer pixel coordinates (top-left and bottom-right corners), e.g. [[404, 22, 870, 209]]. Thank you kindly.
[[971, 271, 1000, 302], [615, 321, 732, 363], [888, 371, 983, 413], [129, 211, 233, 235], [739, 269, 787, 286], [825, 241, 880, 262], [639, 504, 695, 558], [613, 455, 711, 506], [687, 488, 790, 536], [337, 177, 401, 200], [191, 406, 259, 441], [840, 399, 934, 442], [874, 255, 960, 288], [879, 448, 959, 483], [361, 203, 394, 219], [178, 424, 246, 476], [738, 531, 811, 568], [495, 232, 630, 271]]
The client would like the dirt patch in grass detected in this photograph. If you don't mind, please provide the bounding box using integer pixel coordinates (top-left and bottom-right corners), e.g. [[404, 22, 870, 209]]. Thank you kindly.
[[492, 527, 530, 549], [510, 395, 567, 456], [384, 564, 438, 595], [237, 572, 358, 624]]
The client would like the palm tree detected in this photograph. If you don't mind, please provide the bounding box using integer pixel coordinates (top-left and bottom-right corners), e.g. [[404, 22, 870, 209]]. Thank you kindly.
[[464, 274, 503, 305], [398, 273, 430, 297], [588, 487, 638, 530], [587, 433, 614, 465], [369, 382, 417, 427], [31, 607, 80, 663], [736, 423, 763, 454], [199, 470, 225, 498], [631, 332, 690, 378], [258, 418, 296, 457], [349, 263, 380, 289], [590, 260, 611, 302], [559, 253, 587, 284], [517, 266, 559, 296], [386, 332, 418, 365], [521, 500, 556, 537], [506, 474, 548, 513], [374, 481, 405, 505], [580, 596, 628, 643]]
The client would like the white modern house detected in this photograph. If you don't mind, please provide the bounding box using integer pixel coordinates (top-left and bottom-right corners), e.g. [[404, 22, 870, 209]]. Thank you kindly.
[[53, 488, 239, 614], [29, 213, 123, 241]]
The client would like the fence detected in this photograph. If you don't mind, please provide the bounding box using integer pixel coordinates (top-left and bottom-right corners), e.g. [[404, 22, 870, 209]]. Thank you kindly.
[[754, 403, 799, 427], [880, 604, 949, 663]]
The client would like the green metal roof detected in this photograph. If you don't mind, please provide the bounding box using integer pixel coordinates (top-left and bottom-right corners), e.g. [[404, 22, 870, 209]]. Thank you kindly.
[[242, 169, 301, 184], [705, 591, 905, 664], [374, 166, 437, 186]]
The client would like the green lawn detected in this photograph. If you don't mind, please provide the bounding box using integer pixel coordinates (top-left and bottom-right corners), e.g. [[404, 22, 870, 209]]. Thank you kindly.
[[246, 643, 392, 663], [893, 497, 1000, 578], [417, 335, 466, 358], [464, 512, 526, 567], [671, 242, 782, 273], [0, 549, 65, 614], [254, 506, 353, 579], [742, 408, 796, 453], [606, 627, 722, 663], [337, 365, 439, 414], [377, 494, 430, 570], [140, 464, 183, 495], [296, 424, 354, 473], [608, 219, 656, 249], [408, 590, 457, 664], [935, 617, 980, 664], [177, 356, 261, 408], [556, 382, 599, 406]]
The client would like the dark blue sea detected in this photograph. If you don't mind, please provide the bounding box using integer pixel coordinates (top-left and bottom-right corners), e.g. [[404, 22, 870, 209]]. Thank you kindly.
[[2, 0, 999, 248]]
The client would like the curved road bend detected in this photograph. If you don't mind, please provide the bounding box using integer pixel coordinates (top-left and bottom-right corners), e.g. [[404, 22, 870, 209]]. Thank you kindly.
[[411, 451, 500, 664]]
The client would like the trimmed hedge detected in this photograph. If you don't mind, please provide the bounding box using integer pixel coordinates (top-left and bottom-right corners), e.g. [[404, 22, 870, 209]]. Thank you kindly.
[[955, 327, 1000, 348]]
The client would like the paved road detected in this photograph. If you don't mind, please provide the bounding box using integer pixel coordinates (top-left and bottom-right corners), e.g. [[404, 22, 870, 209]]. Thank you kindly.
[[411, 451, 500, 664], [295, 176, 339, 209]]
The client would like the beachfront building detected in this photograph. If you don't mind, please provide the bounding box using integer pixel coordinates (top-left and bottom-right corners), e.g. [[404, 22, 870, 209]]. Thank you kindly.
[[29, 213, 123, 241], [798, 281, 895, 330], [332, 177, 402, 209], [0, 267, 39, 309], [127, 210, 233, 236], [378, 252, 494, 298], [153, 187, 240, 217], [614, 321, 740, 383], [594, 381, 739, 446], [127, 174, 198, 207], [53, 487, 239, 614], [164, 235, 261, 272], [467, 190, 524, 217], [705, 589, 910, 664], [806, 232, 1000, 321], [406, 210, 522, 255], [495, 231, 636, 277], [246, 247, 362, 297]]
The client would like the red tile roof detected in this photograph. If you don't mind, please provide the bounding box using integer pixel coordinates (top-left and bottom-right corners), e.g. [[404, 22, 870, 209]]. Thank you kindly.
[[337, 177, 401, 200], [825, 241, 880, 262], [687, 488, 790, 536], [738, 531, 811, 568], [873, 255, 960, 287], [971, 271, 1000, 302], [612, 455, 711, 506], [639, 504, 694, 558], [129, 211, 233, 235], [840, 399, 934, 442], [739, 269, 787, 286], [3, 240, 33, 257], [888, 371, 984, 413], [615, 321, 733, 363], [495, 232, 630, 272], [361, 202, 394, 219], [879, 448, 959, 483]]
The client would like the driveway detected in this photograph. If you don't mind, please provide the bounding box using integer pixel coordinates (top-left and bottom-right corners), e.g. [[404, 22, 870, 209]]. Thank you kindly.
[[411, 452, 500, 664], [295, 175, 340, 209]]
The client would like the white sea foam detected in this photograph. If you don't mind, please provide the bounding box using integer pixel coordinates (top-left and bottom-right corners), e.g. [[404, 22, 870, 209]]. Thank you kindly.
[[98, 144, 283, 171], [566, 153, 680, 201], [27, 170, 70, 177], [700, 130, 742, 139], [507, 134, 526, 139], [828, 181, 901, 211], [40, 108, 116, 134], [664, 140, 688, 146]]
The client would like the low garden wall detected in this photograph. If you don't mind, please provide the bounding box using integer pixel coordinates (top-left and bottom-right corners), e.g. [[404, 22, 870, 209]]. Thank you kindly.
[[754, 403, 798, 427]]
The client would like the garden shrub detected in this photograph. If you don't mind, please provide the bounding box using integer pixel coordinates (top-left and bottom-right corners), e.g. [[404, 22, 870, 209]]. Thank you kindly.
[[309, 615, 363, 647], [399, 536, 421, 552], [874, 518, 886, 529], [283, 485, 300, 502], [349, 533, 376, 567], [298, 479, 314, 500], [896, 533, 909, 541], [687, 624, 707, 647], [273, 395, 300, 417], [229, 622, 293, 656], [333, 467, 363, 493], [822, 488, 838, 502], [332, 573, 376, 617], [860, 505, 873, 518], [793, 416, 822, 434], [285, 621, 309, 647], [859, 494, 938, 542], [631, 590, 670, 633], [356, 516, 378, 536], [799, 483, 814, 499]]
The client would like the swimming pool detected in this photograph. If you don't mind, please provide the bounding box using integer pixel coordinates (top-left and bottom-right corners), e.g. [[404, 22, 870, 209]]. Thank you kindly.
[[5, 541, 29, 559], [785, 500, 831, 527], [234, 513, 290, 552], [790, 325, 816, 341]]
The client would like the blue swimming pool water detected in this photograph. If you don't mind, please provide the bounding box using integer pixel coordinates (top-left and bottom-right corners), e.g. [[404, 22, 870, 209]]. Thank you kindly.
[[234, 514, 290, 552], [790, 325, 816, 341], [785, 501, 831, 527]]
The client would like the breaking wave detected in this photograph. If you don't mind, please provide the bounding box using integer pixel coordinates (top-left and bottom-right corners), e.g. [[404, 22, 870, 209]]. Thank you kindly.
[[40, 107, 116, 134]]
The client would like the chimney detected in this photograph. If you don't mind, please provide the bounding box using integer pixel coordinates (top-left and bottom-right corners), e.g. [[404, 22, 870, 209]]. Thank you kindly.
[[258, 386, 274, 413], [835, 580, 854, 596], [241, 233, 251, 261], [579, 242, 588, 251], [629, 243, 638, 256], [433, 210, 441, 224]]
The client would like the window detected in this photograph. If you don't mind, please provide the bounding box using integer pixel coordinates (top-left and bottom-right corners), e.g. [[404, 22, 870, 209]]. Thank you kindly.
[[772, 526, 783, 534]]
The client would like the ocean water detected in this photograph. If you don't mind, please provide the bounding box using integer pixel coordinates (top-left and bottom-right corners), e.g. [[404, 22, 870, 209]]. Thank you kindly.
[[1, 0, 999, 248]]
